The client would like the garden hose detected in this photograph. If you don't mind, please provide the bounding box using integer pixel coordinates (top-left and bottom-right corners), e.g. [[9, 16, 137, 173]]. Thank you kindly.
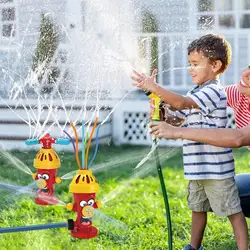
[[153, 139, 173, 250], [145, 91, 173, 250], [0, 222, 68, 234]]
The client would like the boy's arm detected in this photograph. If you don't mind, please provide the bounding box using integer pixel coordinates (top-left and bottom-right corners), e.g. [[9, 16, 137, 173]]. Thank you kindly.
[[131, 69, 198, 110], [151, 84, 198, 110], [162, 106, 185, 126], [165, 114, 185, 127], [149, 121, 250, 148]]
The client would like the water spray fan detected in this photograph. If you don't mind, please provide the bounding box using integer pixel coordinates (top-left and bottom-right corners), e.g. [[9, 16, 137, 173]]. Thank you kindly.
[[145, 91, 173, 250], [25, 133, 70, 205], [66, 118, 102, 239]]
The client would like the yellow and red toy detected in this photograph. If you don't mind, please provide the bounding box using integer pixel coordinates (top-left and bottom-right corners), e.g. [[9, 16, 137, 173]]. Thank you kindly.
[[25, 133, 70, 205], [0, 120, 104, 239], [66, 169, 101, 238], [66, 119, 101, 239]]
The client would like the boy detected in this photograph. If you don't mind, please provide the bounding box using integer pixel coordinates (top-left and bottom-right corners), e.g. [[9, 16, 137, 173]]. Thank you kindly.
[[131, 34, 248, 250], [149, 66, 250, 147], [149, 67, 250, 250]]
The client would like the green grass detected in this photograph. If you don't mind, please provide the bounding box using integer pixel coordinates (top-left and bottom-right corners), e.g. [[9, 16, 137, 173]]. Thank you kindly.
[[0, 145, 249, 250]]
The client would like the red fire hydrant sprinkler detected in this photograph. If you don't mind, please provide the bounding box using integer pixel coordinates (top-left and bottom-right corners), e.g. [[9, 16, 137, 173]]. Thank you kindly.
[[25, 133, 70, 205], [66, 169, 101, 238], [66, 119, 101, 239]]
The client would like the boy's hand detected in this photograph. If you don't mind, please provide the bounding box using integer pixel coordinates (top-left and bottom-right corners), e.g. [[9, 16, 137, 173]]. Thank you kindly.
[[149, 121, 181, 139], [131, 69, 158, 91], [149, 101, 184, 126], [149, 100, 167, 121], [241, 66, 250, 87]]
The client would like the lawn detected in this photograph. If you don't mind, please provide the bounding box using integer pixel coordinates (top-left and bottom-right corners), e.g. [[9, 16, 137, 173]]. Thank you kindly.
[[0, 145, 249, 250]]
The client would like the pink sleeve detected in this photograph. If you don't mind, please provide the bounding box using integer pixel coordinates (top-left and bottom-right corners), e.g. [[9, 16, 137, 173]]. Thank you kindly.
[[225, 85, 240, 108]]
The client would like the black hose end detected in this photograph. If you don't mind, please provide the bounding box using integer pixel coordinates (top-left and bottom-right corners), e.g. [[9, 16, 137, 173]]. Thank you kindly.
[[144, 90, 151, 96], [67, 219, 74, 230]]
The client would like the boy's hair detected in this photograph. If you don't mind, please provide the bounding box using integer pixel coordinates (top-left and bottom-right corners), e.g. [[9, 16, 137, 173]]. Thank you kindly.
[[187, 34, 232, 74]]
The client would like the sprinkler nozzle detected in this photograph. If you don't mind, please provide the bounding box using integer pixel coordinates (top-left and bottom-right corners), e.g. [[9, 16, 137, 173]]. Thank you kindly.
[[31, 173, 37, 180], [37, 178, 47, 189], [82, 206, 95, 217], [66, 203, 73, 211], [55, 177, 62, 184], [95, 201, 101, 208]]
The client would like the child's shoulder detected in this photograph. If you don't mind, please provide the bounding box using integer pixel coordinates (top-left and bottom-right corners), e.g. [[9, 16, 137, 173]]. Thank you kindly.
[[225, 84, 242, 104], [199, 80, 225, 96], [205, 79, 223, 89], [225, 84, 239, 93]]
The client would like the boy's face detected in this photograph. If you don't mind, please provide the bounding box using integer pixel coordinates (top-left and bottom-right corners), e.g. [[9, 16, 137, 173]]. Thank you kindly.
[[188, 50, 216, 85]]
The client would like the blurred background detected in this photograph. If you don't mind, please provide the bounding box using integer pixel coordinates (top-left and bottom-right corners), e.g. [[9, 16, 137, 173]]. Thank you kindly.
[[0, 0, 249, 149]]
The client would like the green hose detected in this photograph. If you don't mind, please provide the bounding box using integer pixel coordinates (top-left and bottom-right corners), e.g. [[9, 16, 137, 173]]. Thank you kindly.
[[153, 140, 173, 250], [145, 90, 173, 249]]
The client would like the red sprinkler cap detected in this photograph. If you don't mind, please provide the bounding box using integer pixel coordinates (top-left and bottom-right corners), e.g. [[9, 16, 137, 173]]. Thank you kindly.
[[39, 133, 56, 149]]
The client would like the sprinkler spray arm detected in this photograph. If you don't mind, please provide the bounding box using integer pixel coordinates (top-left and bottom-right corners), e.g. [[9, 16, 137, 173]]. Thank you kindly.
[[25, 133, 70, 149]]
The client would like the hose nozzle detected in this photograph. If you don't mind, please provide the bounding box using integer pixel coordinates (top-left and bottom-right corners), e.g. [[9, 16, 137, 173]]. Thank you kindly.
[[145, 91, 161, 121]]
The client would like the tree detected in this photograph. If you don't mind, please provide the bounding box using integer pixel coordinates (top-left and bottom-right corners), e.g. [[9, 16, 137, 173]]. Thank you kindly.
[[32, 14, 59, 94], [139, 11, 158, 74]]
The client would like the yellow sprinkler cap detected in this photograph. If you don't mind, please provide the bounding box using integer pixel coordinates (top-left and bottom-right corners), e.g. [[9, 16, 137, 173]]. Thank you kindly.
[[69, 169, 99, 194], [34, 148, 60, 169]]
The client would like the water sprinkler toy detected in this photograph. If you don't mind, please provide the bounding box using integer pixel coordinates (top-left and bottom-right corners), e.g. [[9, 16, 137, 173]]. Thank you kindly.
[[66, 119, 102, 239], [0, 119, 103, 239], [145, 91, 173, 250], [66, 169, 101, 238], [25, 133, 70, 205]]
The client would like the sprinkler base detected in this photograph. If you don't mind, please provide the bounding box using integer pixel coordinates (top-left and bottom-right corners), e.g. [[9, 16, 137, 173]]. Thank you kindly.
[[70, 226, 98, 239], [35, 195, 59, 206]]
